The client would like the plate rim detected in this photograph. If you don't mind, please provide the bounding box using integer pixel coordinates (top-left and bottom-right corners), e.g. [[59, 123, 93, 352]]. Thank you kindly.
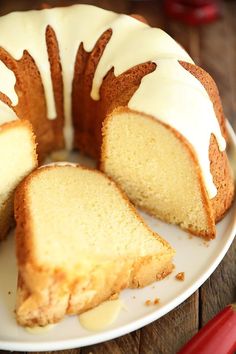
[[0, 121, 236, 352]]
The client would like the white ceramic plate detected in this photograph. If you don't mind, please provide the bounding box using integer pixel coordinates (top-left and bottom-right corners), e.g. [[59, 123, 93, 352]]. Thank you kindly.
[[0, 122, 235, 352]]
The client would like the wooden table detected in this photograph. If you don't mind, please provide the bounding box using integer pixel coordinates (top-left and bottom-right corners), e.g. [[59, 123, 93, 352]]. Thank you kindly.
[[0, 1, 235, 353]]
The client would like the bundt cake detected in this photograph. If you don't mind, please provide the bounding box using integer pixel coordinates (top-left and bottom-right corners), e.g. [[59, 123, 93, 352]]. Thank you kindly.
[[14, 165, 174, 327], [0, 119, 37, 240], [0, 4, 234, 240]]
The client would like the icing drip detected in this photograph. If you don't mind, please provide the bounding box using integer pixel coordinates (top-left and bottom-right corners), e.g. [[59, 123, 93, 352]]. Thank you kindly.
[[0, 61, 17, 106], [0, 10, 56, 119], [49, 6, 118, 149], [0, 5, 118, 149], [0, 100, 18, 124], [129, 59, 226, 198], [91, 17, 193, 100], [0, 4, 226, 197]]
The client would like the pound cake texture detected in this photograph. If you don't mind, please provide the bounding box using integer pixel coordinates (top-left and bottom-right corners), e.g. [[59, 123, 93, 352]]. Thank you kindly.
[[101, 109, 234, 239], [0, 4, 234, 238], [15, 165, 174, 327], [0, 120, 37, 240]]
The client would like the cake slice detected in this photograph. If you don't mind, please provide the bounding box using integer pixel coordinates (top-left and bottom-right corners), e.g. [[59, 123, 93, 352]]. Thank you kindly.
[[100, 108, 234, 239], [0, 120, 37, 240], [15, 165, 174, 327]]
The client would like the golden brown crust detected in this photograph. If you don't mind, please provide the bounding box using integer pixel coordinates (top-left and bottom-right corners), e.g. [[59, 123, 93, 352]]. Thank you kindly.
[[72, 36, 234, 232], [180, 62, 227, 139], [14, 164, 174, 326], [46, 25, 65, 151], [72, 28, 156, 158], [72, 14, 153, 158], [130, 14, 149, 24], [0, 45, 59, 161], [0, 120, 38, 240], [16, 258, 173, 327], [0, 195, 15, 241], [0, 118, 38, 136], [15, 164, 173, 266], [179, 62, 234, 222], [101, 107, 216, 239], [99, 60, 234, 238]]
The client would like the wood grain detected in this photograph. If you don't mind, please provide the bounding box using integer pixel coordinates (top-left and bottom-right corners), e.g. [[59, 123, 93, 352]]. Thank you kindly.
[[200, 239, 236, 326], [198, 2, 236, 327], [129, 0, 165, 28], [34, 351, 81, 354], [139, 293, 199, 354], [224, 1, 236, 131], [81, 331, 140, 354], [199, 3, 236, 128]]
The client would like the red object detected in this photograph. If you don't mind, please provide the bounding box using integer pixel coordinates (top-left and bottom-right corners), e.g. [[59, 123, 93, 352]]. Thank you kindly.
[[164, 0, 221, 25], [178, 304, 236, 354]]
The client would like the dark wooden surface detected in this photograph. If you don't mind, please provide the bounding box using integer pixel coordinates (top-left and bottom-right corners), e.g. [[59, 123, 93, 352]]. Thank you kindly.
[[0, 1, 235, 353]]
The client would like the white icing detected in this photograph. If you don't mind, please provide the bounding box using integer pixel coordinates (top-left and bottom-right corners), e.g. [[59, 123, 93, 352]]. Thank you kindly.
[[91, 17, 193, 100], [79, 299, 122, 331], [0, 5, 118, 149], [129, 59, 226, 198], [0, 100, 18, 125], [0, 61, 17, 106], [0, 4, 226, 197], [0, 10, 56, 120]]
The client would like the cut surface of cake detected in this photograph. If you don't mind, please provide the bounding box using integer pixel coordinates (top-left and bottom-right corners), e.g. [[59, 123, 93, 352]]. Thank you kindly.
[[101, 109, 233, 239], [15, 165, 174, 327], [0, 120, 37, 240]]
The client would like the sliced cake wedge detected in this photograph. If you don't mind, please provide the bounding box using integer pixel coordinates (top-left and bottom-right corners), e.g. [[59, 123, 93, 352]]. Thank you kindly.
[[14, 165, 174, 327], [0, 120, 37, 240], [100, 108, 234, 239]]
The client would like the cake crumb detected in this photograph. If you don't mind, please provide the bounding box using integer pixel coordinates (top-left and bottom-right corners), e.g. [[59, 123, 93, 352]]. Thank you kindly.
[[176, 272, 185, 281], [132, 296, 136, 299], [145, 298, 160, 306], [188, 234, 193, 239], [8, 291, 11, 295]]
